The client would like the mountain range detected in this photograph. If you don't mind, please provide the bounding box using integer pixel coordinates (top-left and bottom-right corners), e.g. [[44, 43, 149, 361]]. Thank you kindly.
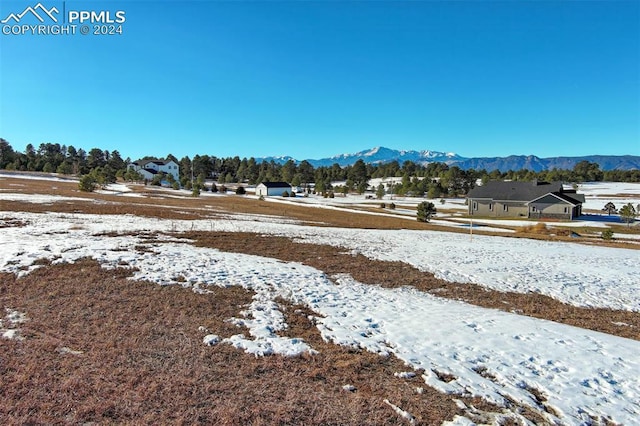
[[258, 147, 640, 171]]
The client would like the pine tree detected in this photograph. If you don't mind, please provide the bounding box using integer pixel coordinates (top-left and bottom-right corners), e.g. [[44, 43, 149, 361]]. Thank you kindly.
[[417, 201, 436, 222], [603, 202, 617, 215], [619, 203, 636, 227]]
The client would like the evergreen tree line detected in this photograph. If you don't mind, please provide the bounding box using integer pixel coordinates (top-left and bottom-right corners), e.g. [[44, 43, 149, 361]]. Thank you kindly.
[[1, 139, 639, 197]]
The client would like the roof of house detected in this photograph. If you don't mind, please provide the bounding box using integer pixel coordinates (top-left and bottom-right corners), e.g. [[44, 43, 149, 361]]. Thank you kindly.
[[558, 192, 585, 204], [258, 182, 291, 188], [467, 180, 565, 202], [132, 159, 175, 167], [529, 192, 581, 206]]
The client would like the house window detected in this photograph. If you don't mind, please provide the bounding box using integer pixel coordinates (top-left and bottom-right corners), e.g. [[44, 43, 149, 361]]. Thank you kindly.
[[531, 206, 536, 212], [472, 201, 477, 210], [489, 203, 493, 211], [503, 204, 508, 212], [564, 207, 568, 213]]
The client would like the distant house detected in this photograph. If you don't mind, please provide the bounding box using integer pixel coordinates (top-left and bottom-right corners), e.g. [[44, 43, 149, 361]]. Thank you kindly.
[[256, 182, 292, 197], [467, 180, 584, 220], [128, 159, 180, 182]]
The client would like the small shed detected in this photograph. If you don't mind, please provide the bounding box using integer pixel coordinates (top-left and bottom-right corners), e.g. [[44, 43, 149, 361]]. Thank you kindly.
[[256, 182, 292, 197]]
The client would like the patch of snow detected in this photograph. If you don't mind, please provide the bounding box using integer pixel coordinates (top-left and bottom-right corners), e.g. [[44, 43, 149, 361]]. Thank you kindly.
[[0, 193, 89, 204], [2, 210, 638, 312], [383, 399, 416, 425], [58, 346, 84, 355], [203, 334, 220, 346], [577, 182, 640, 196], [1, 308, 28, 340], [394, 371, 417, 379], [2, 329, 21, 339], [0, 171, 78, 183]]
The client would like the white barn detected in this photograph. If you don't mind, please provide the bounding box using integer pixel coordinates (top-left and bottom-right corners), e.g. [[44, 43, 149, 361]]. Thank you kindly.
[[256, 182, 292, 197], [128, 159, 180, 182]]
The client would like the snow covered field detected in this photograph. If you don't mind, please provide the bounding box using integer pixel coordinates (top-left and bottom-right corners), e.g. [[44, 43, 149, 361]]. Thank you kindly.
[[575, 182, 640, 212], [253, 182, 640, 232], [2, 176, 640, 424], [2, 209, 640, 424]]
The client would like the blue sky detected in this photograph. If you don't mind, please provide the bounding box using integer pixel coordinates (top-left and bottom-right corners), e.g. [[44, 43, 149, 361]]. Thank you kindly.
[[1, 0, 638, 161]]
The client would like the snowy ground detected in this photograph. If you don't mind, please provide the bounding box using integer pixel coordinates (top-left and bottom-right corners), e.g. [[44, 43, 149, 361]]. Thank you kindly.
[[253, 184, 640, 232], [2, 210, 640, 424], [2, 177, 640, 424], [575, 182, 640, 212]]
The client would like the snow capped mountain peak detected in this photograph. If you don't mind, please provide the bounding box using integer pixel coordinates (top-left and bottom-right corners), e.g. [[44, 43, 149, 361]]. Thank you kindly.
[[365, 146, 381, 156], [258, 146, 463, 167], [255, 147, 639, 171], [310, 146, 462, 167]]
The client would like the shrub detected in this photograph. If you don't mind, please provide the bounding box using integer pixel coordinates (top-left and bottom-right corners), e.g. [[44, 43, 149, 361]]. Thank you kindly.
[[282, 191, 289, 197], [235, 186, 246, 195], [78, 174, 97, 192], [172, 182, 180, 190], [380, 203, 386, 209], [389, 203, 396, 210], [219, 185, 227, 193], [329, 191, 335, 198], [258, 195, 265, 201], [210, 183, 218, 193], [151, 174, 164, 186], [601, 229, 614, 240], [517, 223, 549, 235]]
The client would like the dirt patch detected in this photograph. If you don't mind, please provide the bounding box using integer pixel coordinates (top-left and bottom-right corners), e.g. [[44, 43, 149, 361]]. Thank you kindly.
[[0, 216, 28, 228]]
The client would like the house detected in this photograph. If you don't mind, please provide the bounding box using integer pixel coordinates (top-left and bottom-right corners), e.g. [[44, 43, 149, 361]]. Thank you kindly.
[[467, 180, 584, 220], [128, 159, 180, 182], [256, 182, 292, 197]]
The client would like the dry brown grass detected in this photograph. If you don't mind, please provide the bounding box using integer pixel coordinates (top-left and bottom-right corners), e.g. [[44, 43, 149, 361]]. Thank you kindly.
[[3, 175, 639, 340], [516, 222, 570, 237], [0, 260, 538, 425], [4, 174, 639, 250], [0, 175, 436, 229], [2, 175, 633, 424], [185, 232, 640, 341]]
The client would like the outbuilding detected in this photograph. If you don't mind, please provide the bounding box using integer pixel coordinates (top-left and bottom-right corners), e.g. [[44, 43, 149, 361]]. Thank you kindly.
[[256, 182, 292, 197]]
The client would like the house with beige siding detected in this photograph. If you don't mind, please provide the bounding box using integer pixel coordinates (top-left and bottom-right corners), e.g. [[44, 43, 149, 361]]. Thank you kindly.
[[467, 180, 584, 220]]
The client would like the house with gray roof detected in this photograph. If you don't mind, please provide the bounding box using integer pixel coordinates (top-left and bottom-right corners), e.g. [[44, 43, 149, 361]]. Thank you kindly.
[[467, 180, 584, 220]]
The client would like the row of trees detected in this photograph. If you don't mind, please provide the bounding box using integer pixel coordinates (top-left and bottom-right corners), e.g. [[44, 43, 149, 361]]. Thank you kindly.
[[2, 139, 639, 197]]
